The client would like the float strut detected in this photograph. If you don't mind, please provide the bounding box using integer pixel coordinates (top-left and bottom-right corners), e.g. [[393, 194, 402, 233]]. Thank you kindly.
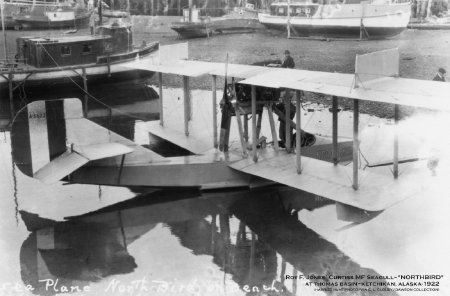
[[332, 96, 339, 165], [353, 99, 359, 190], [393, 104, 399, 178], [251, 85, 257, 162], [212, 75, 218, 148], [295, 91, 301, 174], [159, 72, 164, 126]]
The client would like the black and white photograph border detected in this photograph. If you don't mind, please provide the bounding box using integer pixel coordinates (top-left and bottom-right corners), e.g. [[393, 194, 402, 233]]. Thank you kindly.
[[1, 1, 450, 295]]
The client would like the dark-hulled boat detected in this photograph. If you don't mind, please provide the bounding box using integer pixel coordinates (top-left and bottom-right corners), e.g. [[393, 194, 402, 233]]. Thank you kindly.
[[170, 4, 262, 39], [0, 23, 158, 90]]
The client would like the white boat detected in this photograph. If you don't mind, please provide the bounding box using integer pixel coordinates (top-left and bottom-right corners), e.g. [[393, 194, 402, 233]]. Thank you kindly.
[[258, 0, 411, 39], [0, 0, 78, 29]]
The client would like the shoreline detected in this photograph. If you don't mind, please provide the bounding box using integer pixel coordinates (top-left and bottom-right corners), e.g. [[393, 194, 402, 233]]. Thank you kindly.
[[1, 19, 449, 119]]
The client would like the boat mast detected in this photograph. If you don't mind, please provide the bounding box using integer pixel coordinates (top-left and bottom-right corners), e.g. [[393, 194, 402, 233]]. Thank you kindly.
[[98, 0, 102, 25], [287, 0, 291, 38], [0, 0, 7, 62]]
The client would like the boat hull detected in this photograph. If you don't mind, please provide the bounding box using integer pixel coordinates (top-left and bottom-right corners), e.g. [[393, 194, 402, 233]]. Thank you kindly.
[[258, 3, 411, 39], [0, 1, 73, 29], [0, 43, 158, 90], [170, 22, 212, 38], [210, 18, 262, 33], [13, 12, 91, 29], [170, 10, 262, 39], [0, 16, 17, 29], [261, 23, 407, 38]]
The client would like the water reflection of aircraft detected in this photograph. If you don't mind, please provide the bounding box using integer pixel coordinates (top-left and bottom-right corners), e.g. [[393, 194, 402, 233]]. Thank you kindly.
[[169, 190, 395, 296], [17, 188, 327, 293], [21, 185, 397, 296], [19, 189, 245, 295], [10, 46, 447, 213], [21, 187, 383, 296]]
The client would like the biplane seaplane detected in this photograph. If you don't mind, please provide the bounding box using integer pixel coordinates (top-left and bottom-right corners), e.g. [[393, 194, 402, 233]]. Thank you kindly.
[[10, 44, 450, 213]]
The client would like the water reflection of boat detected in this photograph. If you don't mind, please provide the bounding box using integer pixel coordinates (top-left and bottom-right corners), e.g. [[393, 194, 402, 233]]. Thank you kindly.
[[19, 187, 389, 296], [0, 78, 159, 135], [258, 0, 411, 39], [170, 5, 261, 39]]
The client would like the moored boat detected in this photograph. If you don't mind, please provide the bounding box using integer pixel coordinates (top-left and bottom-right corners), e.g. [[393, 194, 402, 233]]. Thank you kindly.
[[0, 0, 74, 29], [258, 0, 411, 39], [0, 23, 158, 90], [170, 4, 262, 39], [12, 2, 91, 29]]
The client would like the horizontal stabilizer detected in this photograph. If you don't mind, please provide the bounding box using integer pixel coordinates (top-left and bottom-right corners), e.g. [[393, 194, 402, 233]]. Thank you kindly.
[[11, 99, 163, 182], [34, 143, 134, 184], [73, 143, 134, 161], [34, 151, 88, 184]]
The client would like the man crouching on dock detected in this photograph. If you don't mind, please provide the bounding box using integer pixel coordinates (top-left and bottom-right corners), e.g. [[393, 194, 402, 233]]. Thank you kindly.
[[268, 50, 296, 69]]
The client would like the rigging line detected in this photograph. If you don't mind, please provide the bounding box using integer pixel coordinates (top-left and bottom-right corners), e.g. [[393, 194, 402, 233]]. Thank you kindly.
[[37, 44, 154, 122], [357, 150, 371, 187], [359, 148, 370, 169]]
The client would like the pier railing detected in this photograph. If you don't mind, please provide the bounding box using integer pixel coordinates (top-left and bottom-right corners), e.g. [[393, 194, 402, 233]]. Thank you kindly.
[[0, 58, 27, 71]]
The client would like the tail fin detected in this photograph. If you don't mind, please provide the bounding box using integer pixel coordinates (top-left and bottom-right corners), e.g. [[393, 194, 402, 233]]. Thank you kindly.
[[12, 99, 71, 178], [11, 99, 141, 184]]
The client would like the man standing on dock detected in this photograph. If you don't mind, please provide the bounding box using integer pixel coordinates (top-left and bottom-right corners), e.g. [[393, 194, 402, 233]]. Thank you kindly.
[[433, 68, 446, 82]]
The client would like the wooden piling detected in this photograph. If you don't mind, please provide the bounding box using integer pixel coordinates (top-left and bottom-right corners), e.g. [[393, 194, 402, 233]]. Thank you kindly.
[[8, 72, 15, 118]]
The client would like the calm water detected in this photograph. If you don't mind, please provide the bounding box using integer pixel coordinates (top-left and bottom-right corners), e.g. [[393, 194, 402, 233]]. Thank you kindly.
[[1, 81, 450, 296]]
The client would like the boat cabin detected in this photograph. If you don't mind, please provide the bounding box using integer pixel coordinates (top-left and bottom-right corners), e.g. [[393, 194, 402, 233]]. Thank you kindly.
[[16, 24, 133, 68], [269, 2, 320, 17]]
